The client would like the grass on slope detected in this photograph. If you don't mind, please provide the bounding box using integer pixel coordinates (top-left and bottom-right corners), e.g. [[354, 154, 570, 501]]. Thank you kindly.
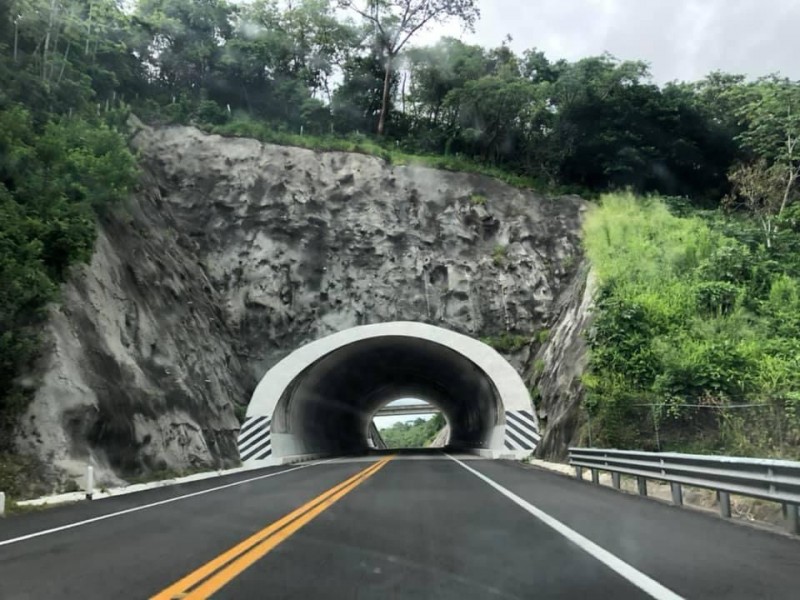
[[183, 114, 575, 193], [582, 192, 800, 458]]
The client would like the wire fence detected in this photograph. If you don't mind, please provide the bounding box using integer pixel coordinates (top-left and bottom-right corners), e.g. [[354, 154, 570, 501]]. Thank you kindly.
[[582, 401, 800, 459]]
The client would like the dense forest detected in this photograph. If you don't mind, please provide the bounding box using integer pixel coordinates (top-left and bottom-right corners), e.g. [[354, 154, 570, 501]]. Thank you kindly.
[[1, 0, 799, 458]]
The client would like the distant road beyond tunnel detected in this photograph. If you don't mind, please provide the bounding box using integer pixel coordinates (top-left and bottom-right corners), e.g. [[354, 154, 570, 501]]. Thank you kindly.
[[238, 322, 540, 464]]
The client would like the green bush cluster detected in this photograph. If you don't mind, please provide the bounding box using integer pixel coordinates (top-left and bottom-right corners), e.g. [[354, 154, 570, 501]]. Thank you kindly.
[[469, 193, 487, 206], [491, 244, 508, 267], [0, 105, 137, 438], [481, 332, 530, 353], [379, 413, 447, 449], [200, 113, 547, 190], [583, 193, 800, 457]]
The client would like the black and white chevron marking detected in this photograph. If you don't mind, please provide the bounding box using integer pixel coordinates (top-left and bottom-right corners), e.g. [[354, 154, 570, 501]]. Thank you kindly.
[[238, 415, 272, 461], [504, 410, 541, 451]]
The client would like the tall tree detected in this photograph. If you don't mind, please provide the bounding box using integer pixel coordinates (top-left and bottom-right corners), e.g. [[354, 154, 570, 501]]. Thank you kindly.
[[405, 38, 488, 126], [445, 74, 535, 163], [332, 50, 393, 132], [724, 160, 785, 248], [135, 0, 234, 95], [338, 0, 479, 135], [733, 76, 800, 216]]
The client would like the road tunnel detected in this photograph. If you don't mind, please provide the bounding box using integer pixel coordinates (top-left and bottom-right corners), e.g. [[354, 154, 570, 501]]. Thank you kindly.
[[238, 322, 540, 463]]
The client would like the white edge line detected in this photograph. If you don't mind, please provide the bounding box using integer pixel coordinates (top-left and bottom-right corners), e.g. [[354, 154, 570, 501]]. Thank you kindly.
[[0, 459, 337, 548], [444, 453, 684, 600]]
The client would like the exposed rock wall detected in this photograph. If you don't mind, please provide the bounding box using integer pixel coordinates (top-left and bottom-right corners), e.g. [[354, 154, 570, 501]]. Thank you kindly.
[[17, 120, 589, 485], [17, 189, 251, 486], [529, 264, 595, 460]]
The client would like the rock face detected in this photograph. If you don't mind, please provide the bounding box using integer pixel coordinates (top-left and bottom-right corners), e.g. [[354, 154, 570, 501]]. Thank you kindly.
[[17, 120, 589, 485], [17, 196, 251, 486], [529, 264, 595, 460]]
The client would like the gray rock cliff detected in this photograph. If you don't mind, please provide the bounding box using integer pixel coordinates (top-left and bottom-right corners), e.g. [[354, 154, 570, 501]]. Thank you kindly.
[[530, 264, 595, 460], [16, 120, 590, 486]]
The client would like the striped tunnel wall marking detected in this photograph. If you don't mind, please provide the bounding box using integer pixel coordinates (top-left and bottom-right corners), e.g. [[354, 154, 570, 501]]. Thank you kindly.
[[504, 410, 541, 451], [238, 416, 272, 461]]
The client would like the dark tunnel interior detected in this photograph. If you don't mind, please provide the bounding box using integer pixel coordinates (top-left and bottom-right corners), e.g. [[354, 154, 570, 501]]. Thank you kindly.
[[270, 336, 504, 456]]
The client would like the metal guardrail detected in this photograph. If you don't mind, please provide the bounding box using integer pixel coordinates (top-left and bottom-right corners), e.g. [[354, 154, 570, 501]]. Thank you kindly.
[[569, 447, 800, 535]]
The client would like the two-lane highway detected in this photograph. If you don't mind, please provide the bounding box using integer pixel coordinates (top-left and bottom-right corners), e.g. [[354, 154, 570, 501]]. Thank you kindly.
[[1, 451, 799, 599]]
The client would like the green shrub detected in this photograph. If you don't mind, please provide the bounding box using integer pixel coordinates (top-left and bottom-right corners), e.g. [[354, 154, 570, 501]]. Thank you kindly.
[[583, 193, 800, 456], [193, 100, 229, 126], [492, 244, 507, 267], [470, 193, 487, 206], [0, 105, 137, 426], [694, 281, 741, 315], [62, 480, 80, 493], [482, 332, 530, 353], [532, 358, 546, 377], [233, 403, 247, 424]]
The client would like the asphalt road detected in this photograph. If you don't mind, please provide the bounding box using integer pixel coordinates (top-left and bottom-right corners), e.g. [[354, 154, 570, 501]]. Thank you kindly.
[[1, 451, 799, 599]]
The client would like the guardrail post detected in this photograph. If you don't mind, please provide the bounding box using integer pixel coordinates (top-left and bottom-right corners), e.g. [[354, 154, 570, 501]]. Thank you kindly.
[[670, 482, 683, 506], [591, 469, 599, 484], [636, 476, 647, 496], [85, 465, 94, 501], [574, 466, 583, 481], [718, 491, 731, 519], [786, 503, 799, 535], [0, 491, 5, 517], [611, 472, 621, 490]]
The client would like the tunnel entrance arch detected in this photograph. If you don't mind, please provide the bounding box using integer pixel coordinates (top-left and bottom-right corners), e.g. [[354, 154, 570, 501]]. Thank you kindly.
[[237, 322, 541, 464]]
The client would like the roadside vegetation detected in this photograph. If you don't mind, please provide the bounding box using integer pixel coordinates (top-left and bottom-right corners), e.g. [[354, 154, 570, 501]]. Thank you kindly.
[[481, 332, 530, 353], [583, 194, 800, 458], [379, 414, 446, 449], [1, 0, 800, 460]]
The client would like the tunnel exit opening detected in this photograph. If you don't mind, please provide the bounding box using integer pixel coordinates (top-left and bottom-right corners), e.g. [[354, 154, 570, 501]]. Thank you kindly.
[[370, 398, 449, 450]]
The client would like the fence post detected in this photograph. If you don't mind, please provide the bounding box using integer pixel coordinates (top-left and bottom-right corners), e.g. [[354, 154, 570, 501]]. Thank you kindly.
[[0, 491, 5, 517], [670, 482, 683, 506], [586, 410, 594, 447], [786, 503, 799, 535], [574, 466, 583, 481], [611, 472, 621, 490], [718, 491, 731, 518], [591, 469, 599, 484], [85, 465, 94, 501], [637, 476, 647, 496]]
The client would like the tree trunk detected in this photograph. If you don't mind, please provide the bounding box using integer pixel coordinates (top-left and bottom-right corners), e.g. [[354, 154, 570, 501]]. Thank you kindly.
[[42, 0, 58, 82], [13, 19, 19, 63], [779, 166, 797, 216], [761, 215, 773, 249], [377, 55, 393, 136], [85, 2, 93, 56], [57, 41, 70, 84], [401, 70, 407, 115]]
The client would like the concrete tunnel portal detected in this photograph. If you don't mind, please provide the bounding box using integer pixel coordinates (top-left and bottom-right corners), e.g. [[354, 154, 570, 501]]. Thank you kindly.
[[237, 322, 541, 463]]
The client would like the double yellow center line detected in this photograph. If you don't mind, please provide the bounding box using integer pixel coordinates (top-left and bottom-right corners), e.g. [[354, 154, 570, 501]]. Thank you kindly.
[[151, 455, 395, 600]]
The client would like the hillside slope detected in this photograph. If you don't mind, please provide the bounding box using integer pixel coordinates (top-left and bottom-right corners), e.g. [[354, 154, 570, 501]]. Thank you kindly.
[[16, 121, 588, 487]]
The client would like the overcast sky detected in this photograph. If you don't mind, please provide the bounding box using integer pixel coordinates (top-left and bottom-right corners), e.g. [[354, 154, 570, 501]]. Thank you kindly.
[[416, 0, 800, 84]]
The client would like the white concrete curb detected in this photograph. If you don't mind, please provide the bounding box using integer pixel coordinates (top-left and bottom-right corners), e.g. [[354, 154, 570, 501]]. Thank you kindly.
[[15, 451, 340, 509], [16, 463, 266, 508]]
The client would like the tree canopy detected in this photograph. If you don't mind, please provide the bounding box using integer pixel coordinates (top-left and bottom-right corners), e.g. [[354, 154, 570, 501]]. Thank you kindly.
[[5, 0, 796, 204]]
